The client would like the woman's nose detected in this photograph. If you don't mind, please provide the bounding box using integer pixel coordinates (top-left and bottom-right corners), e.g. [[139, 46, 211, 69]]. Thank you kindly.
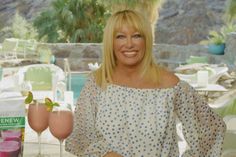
[[125, 37, 133, 48]]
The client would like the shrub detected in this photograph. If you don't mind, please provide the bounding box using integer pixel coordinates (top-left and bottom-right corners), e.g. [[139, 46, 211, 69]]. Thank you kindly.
[[0, 12, 38, 40]]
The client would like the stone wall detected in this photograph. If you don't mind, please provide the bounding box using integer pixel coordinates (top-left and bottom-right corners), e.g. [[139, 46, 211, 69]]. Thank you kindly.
[[224, 32, 236, 70], [47, 33, 236, 72]]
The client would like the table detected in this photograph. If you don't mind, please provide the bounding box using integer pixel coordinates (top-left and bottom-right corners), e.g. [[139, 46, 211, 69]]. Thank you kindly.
[[23, 142, 76, 157], [190, 83, 228, 92], [208, 89, 236, 108]]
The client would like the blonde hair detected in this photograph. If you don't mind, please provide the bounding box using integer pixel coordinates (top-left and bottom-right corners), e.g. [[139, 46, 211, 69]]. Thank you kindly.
[[94, 10, 159, 88]]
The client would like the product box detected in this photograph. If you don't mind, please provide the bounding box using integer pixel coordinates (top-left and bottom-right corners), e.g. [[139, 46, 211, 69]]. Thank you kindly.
[[0, 98, 25, 157]]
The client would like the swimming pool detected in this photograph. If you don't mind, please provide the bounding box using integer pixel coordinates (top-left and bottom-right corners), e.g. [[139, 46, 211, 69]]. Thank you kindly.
[[68, 72, 89, 103]]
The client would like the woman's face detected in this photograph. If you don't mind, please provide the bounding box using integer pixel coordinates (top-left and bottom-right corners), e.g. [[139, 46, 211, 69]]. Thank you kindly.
[[113, 25, 145, 68]]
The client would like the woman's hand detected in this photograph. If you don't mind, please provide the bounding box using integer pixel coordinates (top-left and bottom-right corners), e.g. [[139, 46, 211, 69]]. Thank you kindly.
[[103, 152, 123, 157]]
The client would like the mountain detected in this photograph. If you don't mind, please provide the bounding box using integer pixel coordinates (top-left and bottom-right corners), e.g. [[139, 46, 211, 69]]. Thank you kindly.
[[0, 0, 226, 45], [156, 0, 226, 45]]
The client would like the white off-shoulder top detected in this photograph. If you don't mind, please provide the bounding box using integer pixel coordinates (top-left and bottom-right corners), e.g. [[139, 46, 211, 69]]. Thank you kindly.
[[65, 75, 226, 157]]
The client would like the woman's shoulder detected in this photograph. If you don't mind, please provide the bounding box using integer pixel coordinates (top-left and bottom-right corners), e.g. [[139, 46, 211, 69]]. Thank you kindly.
[[80, 73, 99, 91], [158, 67, 180, 88], [158, 68, 194, 93]]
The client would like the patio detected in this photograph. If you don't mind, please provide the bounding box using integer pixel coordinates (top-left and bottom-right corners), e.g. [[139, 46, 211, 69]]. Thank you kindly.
[[0, 60, 236, 156], [0, 0, 235, 155]]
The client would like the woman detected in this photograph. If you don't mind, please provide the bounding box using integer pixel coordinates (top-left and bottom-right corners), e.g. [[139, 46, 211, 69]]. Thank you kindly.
[[66, 10, 226, 157]]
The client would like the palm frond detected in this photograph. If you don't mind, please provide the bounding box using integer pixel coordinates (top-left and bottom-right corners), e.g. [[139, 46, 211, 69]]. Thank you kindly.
[[225, 0, 236, 22]]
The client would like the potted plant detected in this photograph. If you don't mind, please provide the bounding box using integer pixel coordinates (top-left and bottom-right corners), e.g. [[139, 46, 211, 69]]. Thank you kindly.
[[207, 30, 226, 55], [207, 23, 236, 55], [207, 0, 236, 55]]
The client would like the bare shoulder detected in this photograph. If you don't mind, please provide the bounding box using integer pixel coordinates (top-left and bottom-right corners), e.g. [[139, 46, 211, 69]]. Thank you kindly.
[[158, 67, 180, 88]]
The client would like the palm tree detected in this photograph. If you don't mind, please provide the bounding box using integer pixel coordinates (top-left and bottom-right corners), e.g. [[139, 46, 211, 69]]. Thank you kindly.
[[34, 10, 60, 42], [34, 0, 108, 43], [97, 0, 164, 39], [225, 0, 236, 23]]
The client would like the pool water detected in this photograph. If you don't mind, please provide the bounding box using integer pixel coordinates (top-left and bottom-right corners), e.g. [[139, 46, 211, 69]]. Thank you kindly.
[[68, 72, 88, 103]]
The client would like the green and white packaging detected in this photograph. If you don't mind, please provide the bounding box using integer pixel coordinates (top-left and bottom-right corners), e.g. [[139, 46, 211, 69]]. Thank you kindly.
[[0, 98, 25, 157]]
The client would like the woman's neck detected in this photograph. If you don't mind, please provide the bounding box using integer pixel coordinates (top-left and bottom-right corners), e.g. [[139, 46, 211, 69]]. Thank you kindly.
[[112, 66, 157, 88], [113, 66, 141, 80]]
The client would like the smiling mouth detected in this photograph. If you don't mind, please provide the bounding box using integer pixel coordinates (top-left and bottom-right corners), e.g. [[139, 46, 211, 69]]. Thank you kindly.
[[123, 51, 137, 57]]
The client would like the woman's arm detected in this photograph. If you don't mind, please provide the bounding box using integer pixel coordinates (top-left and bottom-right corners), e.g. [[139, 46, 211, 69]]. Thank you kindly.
[[65, 76, 111, 156], [174, 81, 226, 157]]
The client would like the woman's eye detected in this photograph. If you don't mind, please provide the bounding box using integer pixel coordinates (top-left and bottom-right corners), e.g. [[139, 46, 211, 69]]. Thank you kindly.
[[133, 34, 142, 38], [116, 35, 125, 39]]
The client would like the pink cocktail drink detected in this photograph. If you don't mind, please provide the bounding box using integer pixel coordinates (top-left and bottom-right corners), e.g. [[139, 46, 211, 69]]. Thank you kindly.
[[49, 109, 73, 157], [49, 110, 73, 140], [28, 102, 49, 133], [27, 102, 49, 156]]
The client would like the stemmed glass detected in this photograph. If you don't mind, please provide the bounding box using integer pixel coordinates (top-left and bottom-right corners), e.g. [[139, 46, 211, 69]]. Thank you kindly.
[[20, 81, 32, 96], [27, 100, 49, 157], [48, 103, 73, 157]]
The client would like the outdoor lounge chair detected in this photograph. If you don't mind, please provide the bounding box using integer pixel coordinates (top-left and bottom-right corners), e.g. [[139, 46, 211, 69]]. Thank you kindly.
[[0, 38, 38, 61], [0, 38, 18, 60], [17, 64, 65, 91], [16, 39, 38, 59]]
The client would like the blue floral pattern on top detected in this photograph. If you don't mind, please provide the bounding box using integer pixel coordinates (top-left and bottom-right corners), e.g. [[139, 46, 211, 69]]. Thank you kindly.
[[65, 75, 226, 157]]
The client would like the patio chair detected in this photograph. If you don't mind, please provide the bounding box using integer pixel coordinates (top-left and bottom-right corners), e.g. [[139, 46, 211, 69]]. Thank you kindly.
[[36, 45, 52, 64], [186, 56, 208, 64], [24, 39, 38, 58], [25, 66, 52, 90], [16, 39, 26, 58], [0, 38, 19, 60], [16, 39, 38, 59], [17, 64, 65, 91]]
